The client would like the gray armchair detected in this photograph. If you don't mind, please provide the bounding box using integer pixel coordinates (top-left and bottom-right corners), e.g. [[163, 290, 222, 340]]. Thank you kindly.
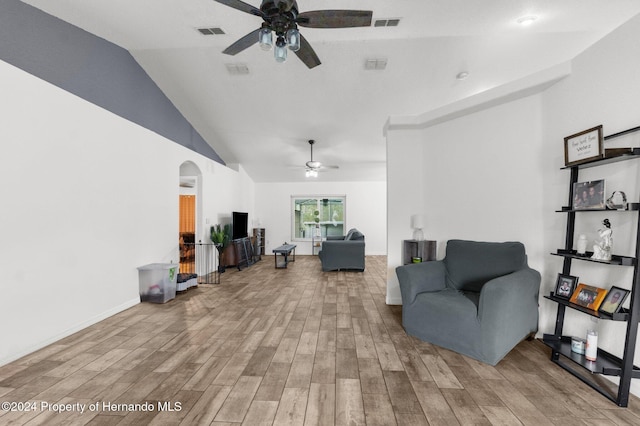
[[318, 228, 365, 271], [396, 240, 540, 365]]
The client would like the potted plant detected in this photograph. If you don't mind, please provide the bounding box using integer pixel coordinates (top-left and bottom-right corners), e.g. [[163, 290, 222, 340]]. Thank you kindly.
[[211, 224, 231, 273]]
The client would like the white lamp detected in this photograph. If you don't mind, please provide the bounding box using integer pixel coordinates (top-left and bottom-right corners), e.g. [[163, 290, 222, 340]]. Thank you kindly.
[[411, 214, 424, 241]]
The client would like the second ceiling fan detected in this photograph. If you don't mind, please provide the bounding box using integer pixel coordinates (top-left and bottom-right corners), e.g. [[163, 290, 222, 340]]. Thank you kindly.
[[214, 0, 373, 68], [305, 139, 338, 177]]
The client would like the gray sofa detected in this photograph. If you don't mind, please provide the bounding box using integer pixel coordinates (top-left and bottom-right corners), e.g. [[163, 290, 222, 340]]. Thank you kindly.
[[318, 228, 365, 271], [396, 239, 540, 365]]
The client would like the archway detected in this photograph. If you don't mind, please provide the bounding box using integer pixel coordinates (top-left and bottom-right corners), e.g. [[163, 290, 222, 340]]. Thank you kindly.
[[179, 161, 202, 277]]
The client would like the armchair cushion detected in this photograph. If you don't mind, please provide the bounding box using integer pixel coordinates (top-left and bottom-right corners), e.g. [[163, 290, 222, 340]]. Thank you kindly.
[[396, 239, 540, 366], [444, 239, 527, 292]]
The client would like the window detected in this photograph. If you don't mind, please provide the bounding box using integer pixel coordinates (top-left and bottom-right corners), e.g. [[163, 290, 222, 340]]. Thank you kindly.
[[292, 196, 346, 241]]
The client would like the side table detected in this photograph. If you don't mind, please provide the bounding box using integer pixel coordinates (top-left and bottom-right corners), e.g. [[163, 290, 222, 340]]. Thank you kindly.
[[403, 240, 436, 265]]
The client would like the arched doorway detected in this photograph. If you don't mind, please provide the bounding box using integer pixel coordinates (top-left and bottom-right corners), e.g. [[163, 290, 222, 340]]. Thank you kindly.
[[179, 161, 202, 275]]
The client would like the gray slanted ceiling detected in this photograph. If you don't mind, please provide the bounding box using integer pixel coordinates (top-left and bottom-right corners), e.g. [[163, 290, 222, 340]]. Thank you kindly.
[[0, 0, 224, 165]]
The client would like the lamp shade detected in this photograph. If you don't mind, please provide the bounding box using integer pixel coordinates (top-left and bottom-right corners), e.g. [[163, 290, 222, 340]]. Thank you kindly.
[[411, 214, 424, 229]]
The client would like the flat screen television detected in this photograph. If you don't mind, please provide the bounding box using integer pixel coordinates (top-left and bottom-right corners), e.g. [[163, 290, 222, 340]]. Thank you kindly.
[[232, 211, 249, 240]]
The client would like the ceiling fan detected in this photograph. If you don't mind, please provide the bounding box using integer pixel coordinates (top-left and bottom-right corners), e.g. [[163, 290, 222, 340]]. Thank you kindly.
[[305, 140, 338, 177], [213, 0, 373, 68]]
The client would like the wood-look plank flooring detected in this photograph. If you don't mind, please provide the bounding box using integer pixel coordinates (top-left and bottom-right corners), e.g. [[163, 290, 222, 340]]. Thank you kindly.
[[2, 255, 640, 425]]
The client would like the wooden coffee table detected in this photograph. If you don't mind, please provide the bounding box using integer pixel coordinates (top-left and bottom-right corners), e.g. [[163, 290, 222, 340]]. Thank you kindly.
[[272, 244, 296, 269]]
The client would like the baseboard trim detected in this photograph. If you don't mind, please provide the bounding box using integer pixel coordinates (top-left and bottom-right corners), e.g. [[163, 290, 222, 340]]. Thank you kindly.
[[0, 297, 140, 366], [386, 296, 403, 305]]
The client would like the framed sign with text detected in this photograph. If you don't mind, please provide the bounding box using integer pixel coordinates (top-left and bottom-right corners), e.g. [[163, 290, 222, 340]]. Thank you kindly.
[[564, 125, 604, 166]]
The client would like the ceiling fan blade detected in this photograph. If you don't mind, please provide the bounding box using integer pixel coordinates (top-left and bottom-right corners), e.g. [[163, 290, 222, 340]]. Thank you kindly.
[[294, 34, 321, 69], [297, 10, 373, 28], [309, 166, 338, 172], [222, 28, 261, 55], [213, 0, 263, 17]]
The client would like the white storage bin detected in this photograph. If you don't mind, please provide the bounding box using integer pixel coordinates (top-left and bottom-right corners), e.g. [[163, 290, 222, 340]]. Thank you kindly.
[[137, 263, 178, 303]]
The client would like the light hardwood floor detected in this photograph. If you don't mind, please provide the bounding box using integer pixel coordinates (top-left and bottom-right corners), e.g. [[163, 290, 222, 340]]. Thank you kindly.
[[2, 255, 640, 425]]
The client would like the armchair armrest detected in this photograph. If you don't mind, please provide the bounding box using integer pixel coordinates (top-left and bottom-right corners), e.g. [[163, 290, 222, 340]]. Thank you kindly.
[[326, 236, 345, 241], [478, 267, 541, 324], [395, 261, 447, 305]]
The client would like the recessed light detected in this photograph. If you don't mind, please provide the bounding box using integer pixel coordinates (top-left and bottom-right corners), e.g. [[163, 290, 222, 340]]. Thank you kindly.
[[517, 15, 537, 26], [456, 71, 469, 80]]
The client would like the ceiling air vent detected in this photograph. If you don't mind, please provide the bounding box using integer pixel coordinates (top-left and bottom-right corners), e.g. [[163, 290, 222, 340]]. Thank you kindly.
[[364, 58, 387, 70], [373, 18, 400, 27], [225, 63, 250, 75], [198, 27, 226, 35]]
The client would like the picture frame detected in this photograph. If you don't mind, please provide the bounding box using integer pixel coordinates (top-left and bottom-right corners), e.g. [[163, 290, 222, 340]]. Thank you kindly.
[[598, 286, 630, 315], [564, 125, 604, 166], [554, 273, 579, 300], [569, 284, 608, 310], [572, 180, 605, 210]]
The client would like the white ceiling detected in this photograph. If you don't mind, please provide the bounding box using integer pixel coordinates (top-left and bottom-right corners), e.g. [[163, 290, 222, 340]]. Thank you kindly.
[[21, 0, 640, 182]]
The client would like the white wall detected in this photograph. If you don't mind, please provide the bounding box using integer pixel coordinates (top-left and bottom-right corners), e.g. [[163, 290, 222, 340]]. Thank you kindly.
[[255, 181, 386, 256], [386, 129, 425, 303], [0, 60, 254, 365], [203, 163, 255, 238], [386, 94, 546, 304]]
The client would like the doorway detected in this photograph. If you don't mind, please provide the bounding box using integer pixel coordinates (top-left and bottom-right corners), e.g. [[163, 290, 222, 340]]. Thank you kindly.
[[178, 161, 217, 284], [179, 161, 201, 277], [179, 193, 196, 273]]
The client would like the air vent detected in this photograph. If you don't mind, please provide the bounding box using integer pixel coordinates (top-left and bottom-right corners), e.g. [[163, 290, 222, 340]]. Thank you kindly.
[[373, 18, 400, 27], [225, 63, 250, 75], [364, 58, 387, 70], [198, 27, 225, 35]]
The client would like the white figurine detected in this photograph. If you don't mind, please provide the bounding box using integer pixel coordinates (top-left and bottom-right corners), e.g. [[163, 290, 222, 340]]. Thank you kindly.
[[591, 219, 612, 261]]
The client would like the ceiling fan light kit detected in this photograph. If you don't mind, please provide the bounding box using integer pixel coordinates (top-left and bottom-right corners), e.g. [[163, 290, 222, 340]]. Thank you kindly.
[[214, 0, 373, 68]]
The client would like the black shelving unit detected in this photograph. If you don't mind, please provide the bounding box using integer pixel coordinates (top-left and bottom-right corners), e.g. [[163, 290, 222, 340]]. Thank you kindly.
[[543, 126, 640, 407]]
